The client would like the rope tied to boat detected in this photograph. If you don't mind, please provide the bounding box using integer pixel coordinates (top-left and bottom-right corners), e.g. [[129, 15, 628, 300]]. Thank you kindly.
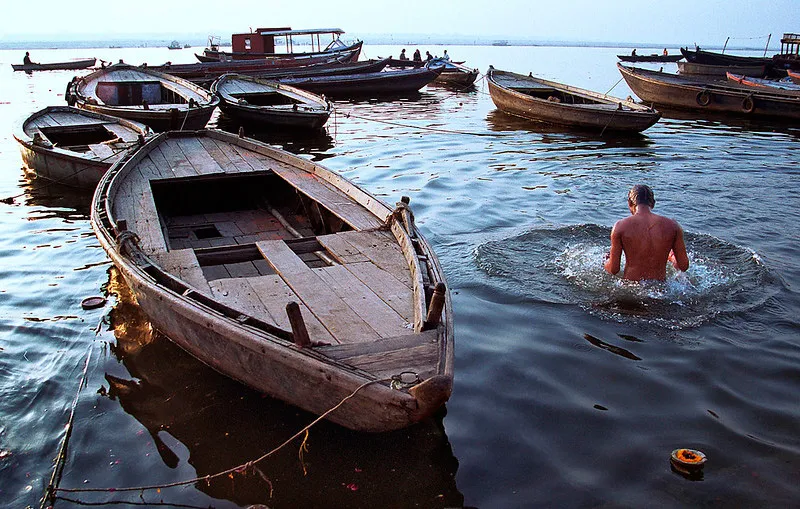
[[115, 229, 140, 252], [390, 371, 421, 390]]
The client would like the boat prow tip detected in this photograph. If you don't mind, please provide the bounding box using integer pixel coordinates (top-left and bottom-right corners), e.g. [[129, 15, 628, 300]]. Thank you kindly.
[[409, 374, 453, 418]]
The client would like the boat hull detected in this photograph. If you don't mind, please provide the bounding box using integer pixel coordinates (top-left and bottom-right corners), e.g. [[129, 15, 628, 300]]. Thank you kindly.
[[277, 67, 442, 97], [618, 63, 800, 119], [678, 61, 765, 77], [202, 40, 363, 63], [487, 68, 660, 133], [618, 54, 683, 63], [12, 57, 96, 71]]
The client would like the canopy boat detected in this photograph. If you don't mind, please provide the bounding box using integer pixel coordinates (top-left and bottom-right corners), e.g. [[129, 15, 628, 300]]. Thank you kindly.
[[773, 33, 800, 71], [617, 53, 683, 63], [486, 66, 661, 133], [211, 73, 331, 129], [677, 60, 766, 78], [199, 29, 362, 63], [12, 57, 96, 72], [90, 129, 454, 432], [428, 59, 479, 87], [726, 72, 800, 92], [275, 66, 443, 98], [618, 63, 800, 119], [168, 41, 183, 50], [14, 106, 152, 188], [65, 63, 219, 131], [680, 47, 772, 67]]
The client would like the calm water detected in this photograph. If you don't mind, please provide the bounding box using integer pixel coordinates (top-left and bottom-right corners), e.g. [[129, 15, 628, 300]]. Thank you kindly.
[[1, 44, 799, 508]]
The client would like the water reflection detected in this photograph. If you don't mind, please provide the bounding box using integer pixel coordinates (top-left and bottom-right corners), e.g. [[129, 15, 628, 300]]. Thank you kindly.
[[213, 115, 336, 162], [475, 224, 782, 328], [20, 176, 93, 220], [656, 106, 800, 137], [103, 268, 464, 508]]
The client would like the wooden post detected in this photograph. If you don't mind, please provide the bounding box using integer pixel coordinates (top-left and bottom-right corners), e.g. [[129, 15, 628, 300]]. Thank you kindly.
[[238, 126, 245, 138], [286, 301, 310, 348], [423, 282, 446, 331]]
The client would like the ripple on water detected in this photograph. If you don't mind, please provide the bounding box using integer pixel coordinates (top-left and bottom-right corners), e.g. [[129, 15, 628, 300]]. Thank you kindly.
[[475, 224, 781, 329]]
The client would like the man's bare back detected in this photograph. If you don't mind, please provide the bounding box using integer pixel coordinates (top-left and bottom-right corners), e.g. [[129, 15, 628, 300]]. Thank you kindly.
[[604, 185, 689, 281]]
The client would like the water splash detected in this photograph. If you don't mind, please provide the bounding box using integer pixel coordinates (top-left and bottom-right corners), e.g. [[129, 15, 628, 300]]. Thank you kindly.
[[475, 225, 780, 329]]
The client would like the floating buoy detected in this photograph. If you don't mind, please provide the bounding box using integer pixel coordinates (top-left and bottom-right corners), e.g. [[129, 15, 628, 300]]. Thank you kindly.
[[670, 448, 707, 476], [81, 296, 107, 310]]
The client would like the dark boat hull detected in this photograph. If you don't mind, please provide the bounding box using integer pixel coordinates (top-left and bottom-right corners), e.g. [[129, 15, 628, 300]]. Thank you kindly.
[[680, 47, 771, 66], [618, 54, 683, 63], [201, 40, 363, 63], [618, 63, 800, 120], [277, 67, 442, 97], [12, 57, 96, 71]]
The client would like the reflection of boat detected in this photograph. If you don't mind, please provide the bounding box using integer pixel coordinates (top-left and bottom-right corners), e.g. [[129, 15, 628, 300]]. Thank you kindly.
[[211, 73, 331, 130], [12, 57, 96, 72], [276, 65, 443, 98], [65, 63, 219, 131], [618, 63, 800, 120], [199, 29, 362, 63], [13, 106, 152, 188], [487, 66, 661, 133], [91, 129, 454, 432], [678, 60, 765, 77], [429, 59, 479, 87], [726, 72, 800, 92], [214, 116, 336, 161], [618, 53, 683, 63], [103, 267, 463, 507]]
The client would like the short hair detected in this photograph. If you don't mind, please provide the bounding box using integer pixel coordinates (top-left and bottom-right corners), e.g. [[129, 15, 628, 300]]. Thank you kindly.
[[628, 184, 655, 208]]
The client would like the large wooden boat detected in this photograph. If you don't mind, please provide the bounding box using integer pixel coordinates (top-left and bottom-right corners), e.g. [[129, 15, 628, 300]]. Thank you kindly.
[[486, 66, 661, 133], [429, 59, 479, 87], [726, 72, 800, 92], [65, 63, 219, 131], [12, 57, 96, 72], [276, 66, 443, 97], [617, 53, 683, 63], [618, 63, 800, 120], [211, 73, 331, 129], [199, 29, 362, 63], [677, 61, 765, 78], [90, 129, 454, 432], [13, 106, 152, 188], [680, 47, 772, 67]]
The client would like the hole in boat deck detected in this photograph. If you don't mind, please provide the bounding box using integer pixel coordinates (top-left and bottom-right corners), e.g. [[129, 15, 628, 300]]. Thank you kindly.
[[151, 173, 350, 279], [39, 125, 117, 153]]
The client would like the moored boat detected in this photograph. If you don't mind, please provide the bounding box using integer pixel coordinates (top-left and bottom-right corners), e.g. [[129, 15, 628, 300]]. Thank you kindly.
[[618, 63, 800, 119], [90, 129, 454, 432], [617, 53, 683, 63], [65, 63, 219, 131], [12, 57, 96, 72], [788, 69, 800, 84], [200, 28, 362, 63], [677, 60, 766, 78], [486, 66, 661, 133], [726, 72, 800, 92], [429, 59, 479, 87], [211, 73, 331, 129], [13, 106, 152, 188], [680, 47, 772, 67], [276, 65, 443, 98]]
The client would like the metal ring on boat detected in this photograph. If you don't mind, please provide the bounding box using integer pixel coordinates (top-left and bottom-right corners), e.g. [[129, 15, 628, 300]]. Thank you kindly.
[[696, 90, 712, 107], [742, 95, 755, 113]]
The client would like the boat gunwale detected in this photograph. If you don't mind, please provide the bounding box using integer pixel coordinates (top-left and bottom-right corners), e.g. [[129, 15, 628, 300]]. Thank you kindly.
[[211, 73, 332, 116]]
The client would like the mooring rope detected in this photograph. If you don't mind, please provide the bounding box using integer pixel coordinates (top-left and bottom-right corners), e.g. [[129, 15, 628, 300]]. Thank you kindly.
[[334, 106, 509, 137], [54, 377, 388, 497]]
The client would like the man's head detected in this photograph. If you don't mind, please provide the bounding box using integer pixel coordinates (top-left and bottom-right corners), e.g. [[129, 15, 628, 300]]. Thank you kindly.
[[628, 184, 655, 209]]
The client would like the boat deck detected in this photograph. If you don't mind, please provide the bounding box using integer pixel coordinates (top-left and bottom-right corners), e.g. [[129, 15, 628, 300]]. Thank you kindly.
[[83, 68, 208, 108]]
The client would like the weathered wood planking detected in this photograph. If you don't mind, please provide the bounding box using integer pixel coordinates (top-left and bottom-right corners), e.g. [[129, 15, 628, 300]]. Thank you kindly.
[[159, 138, 197, 177], [332, 230, 413, 288], [198, 137, 236, 173], [257, 240, 380, 343], [339, 260, 414, 322], [150, 249, 211, 294]]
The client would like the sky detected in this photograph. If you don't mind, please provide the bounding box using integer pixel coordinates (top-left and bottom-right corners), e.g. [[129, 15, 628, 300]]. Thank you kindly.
[[1, 0, 798, 47]]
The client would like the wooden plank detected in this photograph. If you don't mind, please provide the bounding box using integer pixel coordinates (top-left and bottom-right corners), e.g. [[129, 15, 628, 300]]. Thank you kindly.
[[146, 145, 172, 179], [159, 138, 196, 177], [317, 330, 437, 360], [314, 265, 410, 338], [176, 136, 223, 176], [339, 261, 414, 322], [256, 240, 380, 343], [104, 123, 140, 142], [343, 342, 439, 381], [208, 277, 275, 322], [89, 143, 115, 159], [212, 137, 252, 173], [230, 143, 268, 172], [334, 230, 412, 288], [246, 274, 338, 345], [224, 261, 260, 278], [150, 249, 211, 295], [198, 136, 236, 172], [316, 233, 369, 264]]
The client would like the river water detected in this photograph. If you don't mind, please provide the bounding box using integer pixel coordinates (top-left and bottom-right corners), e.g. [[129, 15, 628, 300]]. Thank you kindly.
[[1, 44, 799, 508]]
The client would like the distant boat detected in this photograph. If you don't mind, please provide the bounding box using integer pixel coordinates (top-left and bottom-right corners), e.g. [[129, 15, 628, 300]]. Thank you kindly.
[[65, 63, 219, 131], [492, 40, 509, 46], [486, 66, 661, 133], [677, 61, 766, 78], [199, 28, 362, 63], [428, 59, 479, 87], [680, 47, 771, 67], [12, 57, 96, 72], [617, 53, 683, 63], [168, 41, 183, 50], [13, 106, 152, 188], [211, 73, 331, 129]]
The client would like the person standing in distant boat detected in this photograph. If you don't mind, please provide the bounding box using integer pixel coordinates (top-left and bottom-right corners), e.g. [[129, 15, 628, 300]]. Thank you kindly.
[[442, 49, 451, 61], [413, 49, 422, 62], [663, 48, 668, 56], [399, 48, 409, 61], [631, 48, 637, 57], [604, 184, 689, 281]]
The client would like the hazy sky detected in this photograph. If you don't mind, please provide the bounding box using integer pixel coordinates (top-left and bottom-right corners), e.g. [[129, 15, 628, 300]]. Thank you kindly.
[[2, 0, 798, 46]]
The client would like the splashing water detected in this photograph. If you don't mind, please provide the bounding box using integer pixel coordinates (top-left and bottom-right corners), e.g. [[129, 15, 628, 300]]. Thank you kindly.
[[475, 225, 780, 329]]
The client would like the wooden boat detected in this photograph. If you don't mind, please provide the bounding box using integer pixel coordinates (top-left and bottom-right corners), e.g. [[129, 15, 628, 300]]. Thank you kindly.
[[618, 63, 800, 119], [486, 66, 661, 133], [211, 73, 331, 129], [386, 58, 425, 68], [429, 59, 479, 87], [617, 53, 683, 63], [677, 61, 765, 77], [90, 129, 454, 432], [12, 57, 96, 72], [13, 106, 152, 188], [788, 69, 800, 85], [773, 33, 800, 71], [168, 41, 183, 50], [65, 63, 219, 131], [726, 72, 800, 92], [276, 66, 443, 98], [199, 29, 362, 63], [680, 47, 772, 67]]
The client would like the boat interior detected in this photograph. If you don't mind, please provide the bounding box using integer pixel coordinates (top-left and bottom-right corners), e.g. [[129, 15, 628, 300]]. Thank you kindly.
[[95, 81, 190, 106], [229, 91, 304, 107], [25, 110, 143, 156]]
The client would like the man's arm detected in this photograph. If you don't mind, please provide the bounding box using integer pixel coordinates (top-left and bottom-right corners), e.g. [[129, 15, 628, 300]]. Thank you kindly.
[[604, 223, 623, 275], [669, 224, 689, 272]]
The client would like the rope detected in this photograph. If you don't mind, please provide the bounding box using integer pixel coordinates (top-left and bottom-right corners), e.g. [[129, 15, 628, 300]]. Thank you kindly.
[[335, 106, 509, 137], [54, 377, 388, 496], [604, 77, 624, 96]]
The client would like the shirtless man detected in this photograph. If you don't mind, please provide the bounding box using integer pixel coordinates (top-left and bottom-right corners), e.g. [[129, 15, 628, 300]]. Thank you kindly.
[[604, 184, 689, 281]]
